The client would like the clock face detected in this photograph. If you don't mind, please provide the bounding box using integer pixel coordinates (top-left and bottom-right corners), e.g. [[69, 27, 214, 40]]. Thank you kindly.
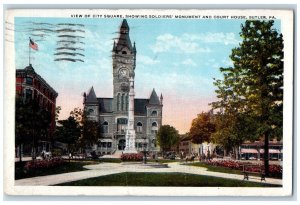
[[119, 68, 128, 78]]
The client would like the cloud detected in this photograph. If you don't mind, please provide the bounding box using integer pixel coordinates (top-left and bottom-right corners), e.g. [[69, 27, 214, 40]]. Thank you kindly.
[[85, 28, 113, 54], [150, 33, 211, 54], [151, 32, 240, 54], [182, 32, 240, 45], [137, 54, 160, 65], [221, 57, 233, 67], [181, 58, 197, 67]]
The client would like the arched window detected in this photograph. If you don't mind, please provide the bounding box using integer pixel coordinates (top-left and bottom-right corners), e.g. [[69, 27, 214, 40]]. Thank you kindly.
[[25, 89, 33, 101], [137, 122, 143, 133], [121, 93, 125, 111], [88, 108, 94, 114], [122, 51, 127, 54], [102, 121, 108, 133], [117, 118, 127, 134], [151, 110, 158, 116], [117, 93, 121, 111], [151, 122, 158, 134], [25, 77, 33, 85], [125, 94, 129, 111]]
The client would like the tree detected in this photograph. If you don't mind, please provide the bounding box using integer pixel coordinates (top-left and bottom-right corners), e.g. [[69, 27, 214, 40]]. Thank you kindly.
[[211, 112, 258, 159], [15, 97, 33, 162], [81, 112, 100, 147], [69, 107, 100, 149], [212, 20, 283, 176], [189, 112, 215, 145], [156, 125, 180, 152], [55, 116, 81, 153], [15, 97, 51, 161], [55, 106, 61, 121]]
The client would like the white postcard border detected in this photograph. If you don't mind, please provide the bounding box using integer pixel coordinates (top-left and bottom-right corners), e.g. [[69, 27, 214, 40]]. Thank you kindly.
[[4, 9, 294, 196]]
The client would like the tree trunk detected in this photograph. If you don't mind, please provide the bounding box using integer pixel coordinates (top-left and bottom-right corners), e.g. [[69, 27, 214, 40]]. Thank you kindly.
[[19, 144, 22, 162], [264, 132, 269, 177], [235, 146, 239, 160], [223, 149, 227, 157]]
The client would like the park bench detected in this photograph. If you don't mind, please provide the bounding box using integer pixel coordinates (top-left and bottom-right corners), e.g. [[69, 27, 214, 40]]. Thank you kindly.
[[185, 155, 195, 163], [242, 163, 266, 182]]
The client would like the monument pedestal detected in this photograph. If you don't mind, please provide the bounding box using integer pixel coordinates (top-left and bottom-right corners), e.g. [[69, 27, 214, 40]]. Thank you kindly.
[[123, 76, 138, 154], [123, 130, 137, 153]]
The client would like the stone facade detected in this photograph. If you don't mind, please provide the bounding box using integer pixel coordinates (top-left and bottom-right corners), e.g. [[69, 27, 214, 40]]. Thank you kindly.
[[83, 19, 163, 154]]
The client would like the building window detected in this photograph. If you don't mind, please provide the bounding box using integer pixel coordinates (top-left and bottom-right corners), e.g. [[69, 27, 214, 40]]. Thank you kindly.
[[117, 118, 127, 133], [88, 108, 94, 114], [117, 93, 121, 111], [137, 122, 143, 133], [121, 93, 125, 111], [151, 122, 158, 134], [25, 89, 33, 101], [125, 94, 129, 111], [102, 121, 108, 133], [107, 142, 112, 148], [25, 77, 33, 85], [151, 110, 158, 116], [122, 51, 127, 54]]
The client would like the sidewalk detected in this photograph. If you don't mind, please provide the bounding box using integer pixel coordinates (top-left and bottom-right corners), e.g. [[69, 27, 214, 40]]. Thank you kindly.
[[14, 162, 282, 186]]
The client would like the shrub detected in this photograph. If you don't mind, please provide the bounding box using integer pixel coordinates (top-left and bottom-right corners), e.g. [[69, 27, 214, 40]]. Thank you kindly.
[[121, 153, 143, 162], [24, 157, 65, 172], [203, 159, 282, 178]]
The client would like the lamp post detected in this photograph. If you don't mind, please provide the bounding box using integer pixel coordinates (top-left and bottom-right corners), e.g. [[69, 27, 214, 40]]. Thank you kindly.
[[142, 137, 147, 164]]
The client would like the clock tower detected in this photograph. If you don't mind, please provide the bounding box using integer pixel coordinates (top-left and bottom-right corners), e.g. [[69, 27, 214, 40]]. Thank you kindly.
[[112, 19, 136, 114]]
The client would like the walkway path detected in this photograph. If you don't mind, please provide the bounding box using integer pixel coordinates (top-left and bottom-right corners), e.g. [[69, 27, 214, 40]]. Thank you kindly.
[[15, 162, 282, 186]]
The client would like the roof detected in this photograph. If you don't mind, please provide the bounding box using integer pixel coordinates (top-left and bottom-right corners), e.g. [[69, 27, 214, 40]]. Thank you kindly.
[[240, 148, 281, 154], [120, 19, 129, 30], [97, 97, 149, 115], [241, 141, 283, 146], [180, 135, 192, 141], [98, 98, 113, 113], [16, 64, 58, 97], [85, 86, 98, 103], [134, 99, 148, 115], [149, 89, 160, 105], [114, 19, 134, 53]]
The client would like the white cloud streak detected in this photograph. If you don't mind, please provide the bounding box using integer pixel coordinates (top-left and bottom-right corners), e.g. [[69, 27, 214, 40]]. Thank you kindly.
[[181, 58, 197, 67], [182, 32, 240, 45], [151, 32, 240, 54], [137, 54, 160, 65]]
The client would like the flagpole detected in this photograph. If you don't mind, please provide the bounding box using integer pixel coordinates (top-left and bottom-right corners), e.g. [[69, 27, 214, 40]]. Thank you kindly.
[[29, 37, 31, 65]]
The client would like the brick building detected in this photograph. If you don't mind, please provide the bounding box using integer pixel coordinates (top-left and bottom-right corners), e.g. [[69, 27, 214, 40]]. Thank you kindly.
[[16, 64, 58, 155]]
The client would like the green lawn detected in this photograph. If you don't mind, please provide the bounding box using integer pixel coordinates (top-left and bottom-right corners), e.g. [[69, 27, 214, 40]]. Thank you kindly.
[[55, 172, 280, 187], [15, 160, 99, 180], [99, 158, 122, 163], [147, 159, 181, 164], [187, 162, 243, 175]]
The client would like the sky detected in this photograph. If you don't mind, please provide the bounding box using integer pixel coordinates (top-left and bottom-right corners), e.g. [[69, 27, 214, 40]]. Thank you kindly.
[[11, 17, 281, 134]]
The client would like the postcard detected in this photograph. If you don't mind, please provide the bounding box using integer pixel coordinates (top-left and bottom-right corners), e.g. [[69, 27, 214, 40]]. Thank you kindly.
[[4, 9, 294, 196]]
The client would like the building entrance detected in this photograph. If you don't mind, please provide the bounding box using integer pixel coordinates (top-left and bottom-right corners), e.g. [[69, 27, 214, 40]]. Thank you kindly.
[[118, 139, 126, 150]]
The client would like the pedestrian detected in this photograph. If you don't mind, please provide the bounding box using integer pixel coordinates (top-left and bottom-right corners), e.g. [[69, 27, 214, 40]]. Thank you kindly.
[[41, 151, 45, 160]]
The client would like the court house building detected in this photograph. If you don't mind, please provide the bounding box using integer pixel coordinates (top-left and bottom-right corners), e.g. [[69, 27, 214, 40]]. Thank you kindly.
[[83, 19, 163, 155]]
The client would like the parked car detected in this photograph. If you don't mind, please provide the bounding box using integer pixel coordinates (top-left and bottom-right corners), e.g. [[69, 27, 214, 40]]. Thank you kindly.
[[41, 150, 52, 159], [163, 152, 176, 160], [89, 151, 100, 159]]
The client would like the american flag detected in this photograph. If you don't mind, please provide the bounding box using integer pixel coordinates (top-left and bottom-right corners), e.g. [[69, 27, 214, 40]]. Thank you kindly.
[[29, 38, 38, 50]]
